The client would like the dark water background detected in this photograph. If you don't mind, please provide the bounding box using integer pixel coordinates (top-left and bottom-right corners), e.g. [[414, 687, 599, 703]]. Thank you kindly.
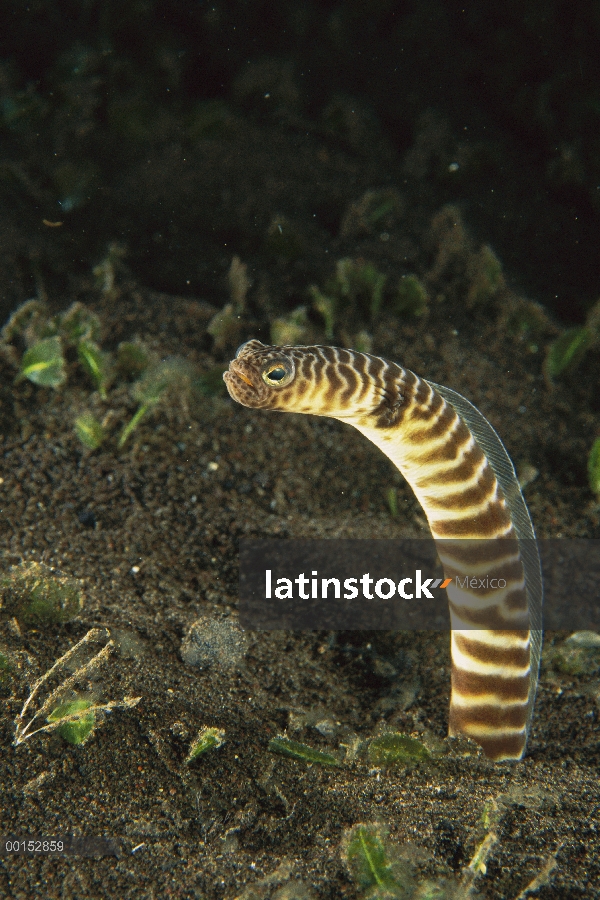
[[2, 0, 600, 324]]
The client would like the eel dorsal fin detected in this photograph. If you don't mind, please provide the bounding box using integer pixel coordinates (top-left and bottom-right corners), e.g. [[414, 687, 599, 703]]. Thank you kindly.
[[429, 380, 543, 736]]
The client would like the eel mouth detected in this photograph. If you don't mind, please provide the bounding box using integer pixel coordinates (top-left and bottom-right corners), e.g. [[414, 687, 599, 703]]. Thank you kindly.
[[235, 370, 254, 387], [223, 361, 260, 405]]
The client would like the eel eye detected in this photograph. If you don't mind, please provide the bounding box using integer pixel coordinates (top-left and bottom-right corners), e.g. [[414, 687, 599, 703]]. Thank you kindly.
[[262, 362, 294, 387]]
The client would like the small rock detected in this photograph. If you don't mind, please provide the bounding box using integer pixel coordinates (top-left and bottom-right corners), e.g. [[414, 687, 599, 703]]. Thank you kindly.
[[180, 615, 248, 670]]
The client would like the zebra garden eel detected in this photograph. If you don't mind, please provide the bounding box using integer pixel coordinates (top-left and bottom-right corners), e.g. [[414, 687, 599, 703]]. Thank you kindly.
[[224, 341, 543, 762]]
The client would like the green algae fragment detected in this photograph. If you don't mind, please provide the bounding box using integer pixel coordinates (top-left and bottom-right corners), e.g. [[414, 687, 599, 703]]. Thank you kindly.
[[547, 631, 600, 676], [367, 733, 431, 768], [387, 487, 399, 518], [309, 258, 391, 339], [347, 826, 395, 894], [116, 342, 150, 379], [466, 244, 504, 306], [3, 300, 110, 389], [17, 336, 66, 388], [77, 340, 111, 398], [1, 298, 48, 345], [119, 404, 148, 448], [74, 413, 104, 450], [588, 437, 600, 496], [207, 256, 250, 351], [24, 578, 82, 624], [268, 736, 340, 767], [47, 698, 95, 745], [195, 365, 227, 397], [344, 824, 410, 899], [92, 244, 127, 296], [354, 330, 373, 354], [544, 326, 593, 380], [134, 358, 192, 406], [340, 189, 405, 238], [1, 561, 83, 625], [336, 258, 387, 320], [309, 286, 336, 339], [14, 628, 142, 747], [228, 255, 251, 312], [271, 306, 310, 346], [207, 304, 243, 351], [119, 357, 192, 447], [394, 275, 428, 318], [365, 198, 398, 227], [56, 302, 101, 345], [186, 726, 226, 763]]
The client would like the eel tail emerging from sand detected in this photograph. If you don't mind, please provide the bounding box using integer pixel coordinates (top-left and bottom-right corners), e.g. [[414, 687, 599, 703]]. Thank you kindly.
[[224, 341, 543, 762]]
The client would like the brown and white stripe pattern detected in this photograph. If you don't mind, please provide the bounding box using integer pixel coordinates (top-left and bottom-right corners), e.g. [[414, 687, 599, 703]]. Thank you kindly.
[[224, 341, 543, 761]]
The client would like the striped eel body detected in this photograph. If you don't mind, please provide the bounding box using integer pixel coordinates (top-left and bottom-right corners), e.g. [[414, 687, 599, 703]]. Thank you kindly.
[[224, 341, 543, 761]]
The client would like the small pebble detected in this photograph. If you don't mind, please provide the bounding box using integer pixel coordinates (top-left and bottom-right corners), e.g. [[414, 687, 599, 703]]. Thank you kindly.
[[180, 616, 248, 670]]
